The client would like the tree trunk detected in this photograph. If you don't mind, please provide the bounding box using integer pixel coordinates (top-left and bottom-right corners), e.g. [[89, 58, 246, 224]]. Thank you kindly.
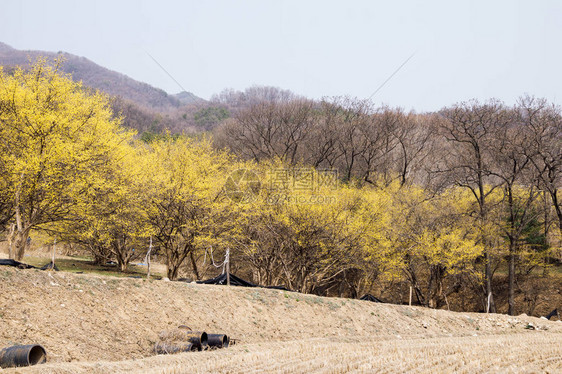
[[479, 174, 496, 313], [189, 251, 200, 280], [484, 250, 496, 313], [113, 240, 131, 272], [13, 194, 32, 261], [508, 249, 515, 315], [116, 252, 129, 272], [7, 223, 15, 260], [167, 264, 179, 280], [93, 252, 107, 266], [13, 227, 32, 261], [428, 266, 444, 309], [507, 183, 517, 316], [119, 261, 128, 272], [551, 189, 562, 237]]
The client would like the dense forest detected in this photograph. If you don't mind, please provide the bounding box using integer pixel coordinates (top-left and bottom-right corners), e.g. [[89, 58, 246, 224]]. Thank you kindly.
[[1, 60, 561, 316]]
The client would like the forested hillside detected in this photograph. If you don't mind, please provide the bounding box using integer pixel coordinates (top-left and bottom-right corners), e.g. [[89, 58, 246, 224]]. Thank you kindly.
[[1, 59, 561, 317], [0, 43, 318, 134], [0, 42, 214, 134], [0, 42, 203, 111]]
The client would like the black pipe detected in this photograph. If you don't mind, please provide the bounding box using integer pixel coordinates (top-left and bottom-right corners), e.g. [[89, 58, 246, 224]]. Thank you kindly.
[[174, 327, 208, 347], [0, 345, 46, 368], [159, 329, 208, 351], [154, 342, 195, 354], [207, 334, 229, 348]]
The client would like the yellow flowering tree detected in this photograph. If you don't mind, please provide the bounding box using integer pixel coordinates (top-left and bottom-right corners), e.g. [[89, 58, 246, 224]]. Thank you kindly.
[[385, 186, 484, 308], [146, 137, 239, 280], [56, 142, 153, 271], [0, 59, 133, 260]]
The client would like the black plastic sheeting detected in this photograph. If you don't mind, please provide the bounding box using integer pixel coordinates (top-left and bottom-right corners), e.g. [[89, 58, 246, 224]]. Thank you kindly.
[[197, 273, 291, 291], [546, 308, 559, 320], [0, 259, 36, 269], [359, 294, 384, 303], [39, 261, 59, 271], [198, 273, 257, 287], [0, 259, 58, 271]]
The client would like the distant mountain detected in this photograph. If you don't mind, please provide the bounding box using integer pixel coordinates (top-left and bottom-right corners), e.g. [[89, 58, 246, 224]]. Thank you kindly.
[[174, 91, 205, 105], [0, 42, 14, 53], [0, 42, 204, 112]]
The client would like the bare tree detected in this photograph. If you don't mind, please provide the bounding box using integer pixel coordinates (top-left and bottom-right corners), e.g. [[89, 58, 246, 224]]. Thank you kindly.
[[304, 100, 345, 169], [217, 99, 317, 164], [520, 96, 562, 237], [211, 85, 299, 113], [439, 99, 513, 313], [492, 106, 541, 315], [390, 113, 436, 186], [356, 106, 399, 185], [217, 96, 437, 188]]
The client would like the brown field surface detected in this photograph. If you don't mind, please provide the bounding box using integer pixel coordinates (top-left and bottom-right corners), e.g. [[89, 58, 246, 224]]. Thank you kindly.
[[0, 267, 560, 373]]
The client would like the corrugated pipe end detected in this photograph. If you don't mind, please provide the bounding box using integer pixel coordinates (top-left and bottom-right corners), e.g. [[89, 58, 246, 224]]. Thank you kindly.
[[0, 344, 47, 368], [207, 334, 230, 348]]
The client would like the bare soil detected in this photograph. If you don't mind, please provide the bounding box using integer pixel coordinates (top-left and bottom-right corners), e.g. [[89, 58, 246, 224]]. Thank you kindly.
[[0, 267, 560, 373]]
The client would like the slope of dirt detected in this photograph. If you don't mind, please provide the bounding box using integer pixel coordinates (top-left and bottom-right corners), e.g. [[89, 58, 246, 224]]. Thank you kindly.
[[0, 267, 561, 373]]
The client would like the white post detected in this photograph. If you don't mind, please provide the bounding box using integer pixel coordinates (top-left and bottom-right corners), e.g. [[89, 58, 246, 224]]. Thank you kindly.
[[146, 237, 153, 280], [409, 286, 412, 306], [226, 248, 230, 286], [51, 239, 56, 270]]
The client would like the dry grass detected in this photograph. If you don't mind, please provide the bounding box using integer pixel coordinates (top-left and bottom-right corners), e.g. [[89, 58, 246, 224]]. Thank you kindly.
[[8, 334, 562, 373], [0, 267, 560, 373]]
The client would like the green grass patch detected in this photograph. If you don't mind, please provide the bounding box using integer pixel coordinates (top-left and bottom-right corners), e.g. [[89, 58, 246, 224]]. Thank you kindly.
[[21, 255, 163, 279]]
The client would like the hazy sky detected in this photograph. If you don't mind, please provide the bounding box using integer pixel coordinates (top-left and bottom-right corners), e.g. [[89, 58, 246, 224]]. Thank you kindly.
[[1, 0, 561, 111]]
